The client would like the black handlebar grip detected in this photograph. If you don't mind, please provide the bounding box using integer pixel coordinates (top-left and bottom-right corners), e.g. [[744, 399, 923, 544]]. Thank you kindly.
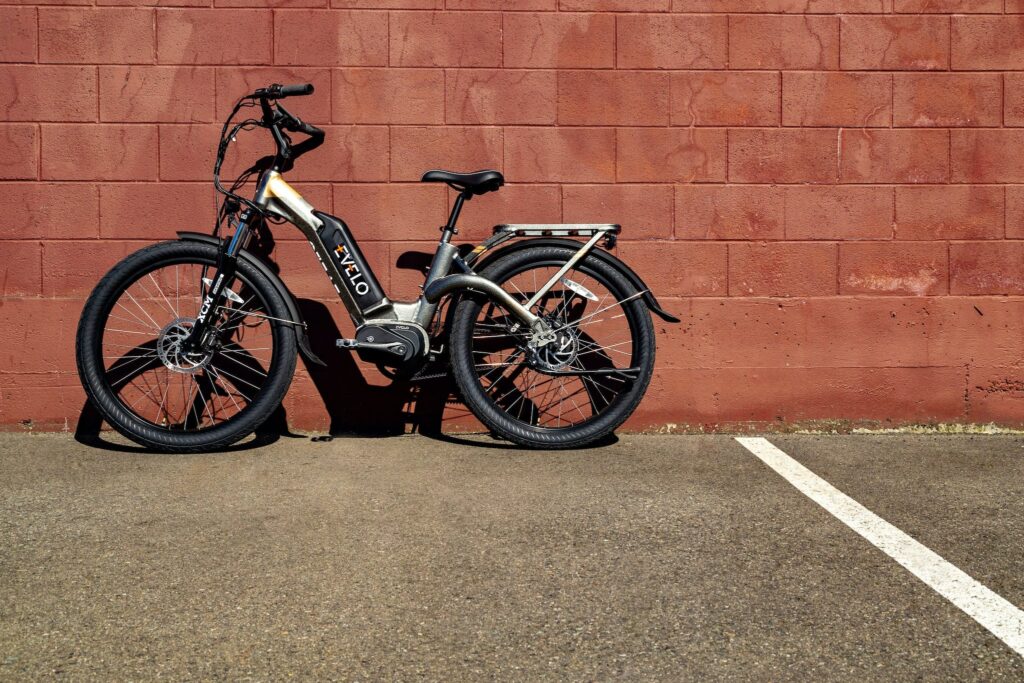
[[299, 121, 324, 137], [279, 83, 314, 97]]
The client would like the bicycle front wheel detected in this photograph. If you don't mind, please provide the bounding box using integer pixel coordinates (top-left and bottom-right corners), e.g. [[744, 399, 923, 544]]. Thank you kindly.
[[75, 240, 297, 452]]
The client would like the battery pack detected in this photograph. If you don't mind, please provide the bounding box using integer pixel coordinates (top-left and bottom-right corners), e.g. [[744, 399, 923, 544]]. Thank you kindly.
[[314, 211, 387, 312]]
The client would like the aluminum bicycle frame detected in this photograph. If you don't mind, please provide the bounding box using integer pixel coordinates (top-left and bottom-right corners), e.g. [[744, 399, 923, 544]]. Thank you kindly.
[[247, 170, 618, 337]]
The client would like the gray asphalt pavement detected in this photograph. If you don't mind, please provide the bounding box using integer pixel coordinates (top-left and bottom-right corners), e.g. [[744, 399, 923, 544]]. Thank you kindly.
[[1, 432, 1022, 680]]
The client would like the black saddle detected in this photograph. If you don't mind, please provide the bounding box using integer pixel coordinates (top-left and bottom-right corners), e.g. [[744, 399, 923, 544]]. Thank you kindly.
[[421, 169, 504, 196]]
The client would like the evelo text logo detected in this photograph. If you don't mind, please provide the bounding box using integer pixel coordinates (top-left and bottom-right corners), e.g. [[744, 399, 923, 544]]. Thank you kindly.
[[334, 244, 370, 296]]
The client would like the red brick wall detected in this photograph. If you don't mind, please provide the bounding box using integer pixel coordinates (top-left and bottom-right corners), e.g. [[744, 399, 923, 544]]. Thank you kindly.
[[3, 1, 1024, 433]]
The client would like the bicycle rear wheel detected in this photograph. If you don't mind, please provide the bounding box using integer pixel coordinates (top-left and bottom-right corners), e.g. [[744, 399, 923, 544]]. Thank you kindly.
[[76, 240, 297, 452], [449, 245, 655, 449]]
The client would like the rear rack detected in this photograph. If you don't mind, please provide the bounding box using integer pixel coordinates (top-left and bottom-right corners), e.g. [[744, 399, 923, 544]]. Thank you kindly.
[[467, 223, 620, 266], [493, 223, 621, 237]]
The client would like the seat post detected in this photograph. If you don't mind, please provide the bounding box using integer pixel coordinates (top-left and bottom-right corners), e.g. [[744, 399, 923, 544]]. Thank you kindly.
[[440, 189, 472, 243]]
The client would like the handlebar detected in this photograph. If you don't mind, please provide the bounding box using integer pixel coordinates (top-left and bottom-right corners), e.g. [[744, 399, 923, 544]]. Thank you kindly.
[[254, 82, 315, 99], [251, 87, 325, 171], [213, 83, 324, 215]]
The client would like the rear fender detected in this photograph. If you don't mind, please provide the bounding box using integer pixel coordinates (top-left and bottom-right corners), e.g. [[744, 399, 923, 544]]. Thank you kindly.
[[176, 231, 326, 366], [471, 237, 681, 323]]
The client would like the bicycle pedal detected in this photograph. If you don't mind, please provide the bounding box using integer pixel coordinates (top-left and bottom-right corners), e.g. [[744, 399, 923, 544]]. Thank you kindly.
[[336, 338, 358, 349]]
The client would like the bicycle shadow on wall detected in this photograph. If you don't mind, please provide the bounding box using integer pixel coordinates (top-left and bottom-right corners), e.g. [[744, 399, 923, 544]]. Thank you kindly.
[[261, 229, 544, 446], [295, 296, 467, 440]]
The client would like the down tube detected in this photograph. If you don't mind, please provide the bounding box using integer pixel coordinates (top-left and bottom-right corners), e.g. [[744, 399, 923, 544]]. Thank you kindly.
[[255, 172, 380, 326]]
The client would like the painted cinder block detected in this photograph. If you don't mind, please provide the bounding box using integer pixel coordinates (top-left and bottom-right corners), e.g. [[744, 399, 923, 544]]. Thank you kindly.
[[273, 10, 387, 66], [893, 73, 1001, 127], [99, 66, 215, 124], [729, 129, 837, 184], [0, 124, 39, 180], [839, 129, 949, 184], [951, 16, 1024, 70], [635, 366, 965, 428], [618, 241, 728, 297], [618, 128, 727, 183], [557, 71, 668, 126], [0, 183, 99, 240], [389, 11, 500, 67], [840, 15, 949, 70], [40, 8, 154, 64], [950, 242, 1024, 295], [838, 242, 948, 296], [390, 126, 502, 182], [616, 14, 728, 69], [157, 10, 273, 65], [782, 72, 891, 127], [968, 367, 1024, 426], [675, 186, 784, 241], [41, 124, 159, 181], [784, 186, 893, 240], [41, 240, 149, 297], [729, 15, 839, 69], [563, 184, 672, 240], [728, 242, 838, 297], [502, 12, 614, 69], [0, 66, 97, 122], [895, 186, 1004, 240], [951, 130, 1024, 183], [449, 70, 556, 126], [0, 7, 36, 63], [0, 242, 42, 297], [671, 72, 780, 127], [505, 127, 615, 183]]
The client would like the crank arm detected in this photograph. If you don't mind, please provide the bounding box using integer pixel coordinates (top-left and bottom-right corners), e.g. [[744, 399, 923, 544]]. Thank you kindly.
[[336, 338, 407, 356]]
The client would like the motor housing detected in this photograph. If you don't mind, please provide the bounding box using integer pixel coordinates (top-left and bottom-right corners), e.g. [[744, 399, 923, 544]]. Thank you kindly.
[[354, 321, 428, 369]]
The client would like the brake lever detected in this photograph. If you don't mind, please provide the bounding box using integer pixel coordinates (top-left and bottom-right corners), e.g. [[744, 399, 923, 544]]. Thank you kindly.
[[275, 102, 323, 139], [275, 103, 303, 131]]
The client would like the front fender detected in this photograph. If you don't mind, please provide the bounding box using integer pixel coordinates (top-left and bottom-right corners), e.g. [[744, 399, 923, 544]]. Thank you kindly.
[[472, 237, 681, 323], [176, 231, 326, 366]]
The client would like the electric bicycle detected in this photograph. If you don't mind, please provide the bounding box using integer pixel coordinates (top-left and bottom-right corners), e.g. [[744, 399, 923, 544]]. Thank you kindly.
[[75, 83, 679, 451]]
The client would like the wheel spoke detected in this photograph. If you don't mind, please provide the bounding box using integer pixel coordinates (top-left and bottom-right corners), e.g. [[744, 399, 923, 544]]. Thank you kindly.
[[123, 288, 164, 331], [148, 273, 179, 319]]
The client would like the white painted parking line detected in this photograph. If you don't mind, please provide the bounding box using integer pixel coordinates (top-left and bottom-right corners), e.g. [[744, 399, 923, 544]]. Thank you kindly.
[[735, 436, 1024, 658]]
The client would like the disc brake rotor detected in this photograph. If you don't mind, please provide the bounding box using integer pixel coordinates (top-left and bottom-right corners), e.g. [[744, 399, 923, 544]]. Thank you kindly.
[[157, 317, 212, 374], [529, 325, 579, 371]]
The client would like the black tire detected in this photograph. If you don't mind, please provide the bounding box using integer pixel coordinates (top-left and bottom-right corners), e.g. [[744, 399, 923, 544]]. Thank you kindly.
[[449, 245, 655, 449], [76, 240, 297, 453]]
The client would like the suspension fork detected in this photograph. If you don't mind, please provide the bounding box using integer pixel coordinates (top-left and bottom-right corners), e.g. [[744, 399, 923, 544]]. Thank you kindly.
[[183, 210, 253, 352]]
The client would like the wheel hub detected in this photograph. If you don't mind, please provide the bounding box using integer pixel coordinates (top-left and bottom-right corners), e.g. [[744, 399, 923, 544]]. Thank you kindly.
[[157, 317, 213, 374], [529, 325, 579, 371]]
